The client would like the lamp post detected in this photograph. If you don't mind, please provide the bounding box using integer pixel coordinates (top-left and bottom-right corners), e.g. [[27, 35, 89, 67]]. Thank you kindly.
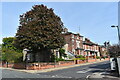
[[111, 25, 120, 77], [111, 25, 120, 46]]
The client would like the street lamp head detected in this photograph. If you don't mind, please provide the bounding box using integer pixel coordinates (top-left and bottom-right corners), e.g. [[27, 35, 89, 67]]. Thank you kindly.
[[111, 25, 120, 46], [111, 25, 116, 27], [111, 25, 118, 28]]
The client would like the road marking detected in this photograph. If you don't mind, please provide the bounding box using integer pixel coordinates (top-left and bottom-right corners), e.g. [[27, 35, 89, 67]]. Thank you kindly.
[[77, 69, 92, 73], [52, 75, 55, 77], [51, 75, 71, 78], [77, 71, 86, 73], [86, 75, 90, 78]]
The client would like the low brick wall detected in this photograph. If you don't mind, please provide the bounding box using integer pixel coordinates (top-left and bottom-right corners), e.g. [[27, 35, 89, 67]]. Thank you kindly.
[[26, 58, 110, 70], [13, 63, 26, 69], [58, 61, 74, 65], [26, 61, 74, 70], [74, 60, 86, 64], [57, 61, 74, 67], [79, 60, 86, 64], [1, 58, 109, 70], [105, 58, 109, 60], [0, 63, 14, 68], [88, 59, 96, 62], [0, 62, 26, 69]]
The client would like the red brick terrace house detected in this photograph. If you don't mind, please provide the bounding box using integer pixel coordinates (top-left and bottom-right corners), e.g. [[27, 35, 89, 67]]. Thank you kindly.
[[62, 28, 102, 59], [99, 45, 107, 57], [62, 31, 84, 56], [83, 38, 100, 59]]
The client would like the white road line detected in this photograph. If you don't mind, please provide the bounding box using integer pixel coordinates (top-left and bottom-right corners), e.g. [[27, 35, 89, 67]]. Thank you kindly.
[[86, 75, 90, 78], [77, 69, 92, 73], [77, 71, 86, 73]]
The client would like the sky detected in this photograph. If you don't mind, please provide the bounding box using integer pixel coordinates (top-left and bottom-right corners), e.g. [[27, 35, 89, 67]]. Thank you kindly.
[[2, 2, 118, 45]]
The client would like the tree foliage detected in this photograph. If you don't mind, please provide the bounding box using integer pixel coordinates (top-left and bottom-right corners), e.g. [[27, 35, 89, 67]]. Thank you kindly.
[[2, 37, 15, 49], [2, 49, 22, 63], [14, 4, 65, 51], [59, 48, 67, 58], [2, 37, 22, 63], [109, 44, 120, 57]]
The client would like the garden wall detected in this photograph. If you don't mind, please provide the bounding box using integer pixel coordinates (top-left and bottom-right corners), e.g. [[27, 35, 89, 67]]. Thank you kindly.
[[0, 58, 109, 70]]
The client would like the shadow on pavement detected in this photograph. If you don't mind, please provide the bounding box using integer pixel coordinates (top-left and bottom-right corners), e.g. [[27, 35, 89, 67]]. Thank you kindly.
[[89, 62, 110, 70], [89, 62, 120, 78], [102, 70, 119, 78]]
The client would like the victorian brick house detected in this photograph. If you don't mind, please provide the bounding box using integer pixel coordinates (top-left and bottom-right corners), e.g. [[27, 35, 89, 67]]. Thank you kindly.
[[62, 28, 105, 59], [83, 38, 100, 59], [62, 27, 84, 57], [63, 32, 84, 56]]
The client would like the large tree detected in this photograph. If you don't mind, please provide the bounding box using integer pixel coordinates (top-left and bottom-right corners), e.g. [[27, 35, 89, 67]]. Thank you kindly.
[[14, 5, 65, 50], [14, 5, 65, 61]]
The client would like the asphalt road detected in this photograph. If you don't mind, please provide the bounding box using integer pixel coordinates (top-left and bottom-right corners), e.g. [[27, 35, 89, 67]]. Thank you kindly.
[[37, 61, 110, 78], [1, 61, 110, 79]]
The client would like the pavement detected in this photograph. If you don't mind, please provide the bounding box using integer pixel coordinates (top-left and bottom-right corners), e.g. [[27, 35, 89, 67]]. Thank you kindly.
[[88, 69, 120, 80], [0, 59, 108, 74]]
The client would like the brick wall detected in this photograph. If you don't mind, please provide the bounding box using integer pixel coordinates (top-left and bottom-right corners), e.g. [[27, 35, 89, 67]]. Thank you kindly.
[[26, 61, 74, 70], [13, 63, 26, 69], [1, 58, 109, 70]]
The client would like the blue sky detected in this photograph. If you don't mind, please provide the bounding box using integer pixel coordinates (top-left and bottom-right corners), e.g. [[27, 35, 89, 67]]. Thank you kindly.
[[2, 2, 118, 45]]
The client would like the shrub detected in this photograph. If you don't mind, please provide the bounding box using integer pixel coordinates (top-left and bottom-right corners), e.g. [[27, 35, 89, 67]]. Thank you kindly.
[[59, 48, 67, 58], [79, 57, 86, 61], [65, 60, 74, 61], [77, 55, 85, 58], [101, 56, 106, 59], [73, 58, 78, 60], [55, 58, 65, 62], [73, 57, 86, 61], [105, 56, 108, 58], [96, 56, 101, 59]]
